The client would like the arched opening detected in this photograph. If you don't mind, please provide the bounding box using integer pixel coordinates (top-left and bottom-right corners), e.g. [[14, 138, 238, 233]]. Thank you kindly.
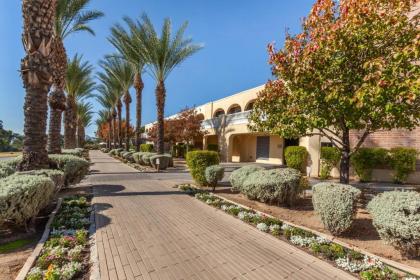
[[213, 109, 225, 118], [245, 100, 256, 111], [227, 104, 242, 114]]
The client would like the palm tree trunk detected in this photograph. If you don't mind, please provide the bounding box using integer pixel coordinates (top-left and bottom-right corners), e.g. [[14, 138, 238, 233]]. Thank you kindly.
[[47, 88, 66, 154], [117, 99, 122, 148], [19, 0, 56, 171], [112, 114, 117, 149], [124, 91, 132, 151], [134, 72, 144, 152], [155, 81, 166, 154], [107, 119, 112, 149], [77, 120, 84, 148], [64, 97, 77, 148]]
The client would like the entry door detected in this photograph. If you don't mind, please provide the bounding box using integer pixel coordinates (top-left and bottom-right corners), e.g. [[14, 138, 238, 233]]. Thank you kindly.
[[256, 136, 270, 159]]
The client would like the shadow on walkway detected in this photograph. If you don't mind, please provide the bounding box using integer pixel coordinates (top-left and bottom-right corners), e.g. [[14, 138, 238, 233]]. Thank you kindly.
[[93, 184, 186, 197]]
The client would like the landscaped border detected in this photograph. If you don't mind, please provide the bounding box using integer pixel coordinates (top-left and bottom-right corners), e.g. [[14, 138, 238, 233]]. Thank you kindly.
[[177, 184, 420, 279]]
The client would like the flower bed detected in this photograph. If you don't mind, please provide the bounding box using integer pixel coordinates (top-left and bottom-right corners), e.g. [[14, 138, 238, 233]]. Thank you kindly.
[[177, 184, 418, 280], [25, 196, 91, 280]]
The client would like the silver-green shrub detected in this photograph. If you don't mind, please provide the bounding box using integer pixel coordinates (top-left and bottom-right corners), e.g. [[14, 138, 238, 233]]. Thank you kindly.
[[229, 165, 264, 191], [205, 165, 225, 191], [241, 168, 302, 206], [0, 164, 14, 179], [16, 169, 65, 192], [368, 191, 420, 257], [142, 153, 157, 166], [109, 149, 118, 156], [49, 154, 89, 186], [0, 174, 55, 226], [121, 151, 134, 162], [150, 155, 172, 170], [132, 152, 145, 164], [62, 148, 84, 158], [312, 183, 361, 235]]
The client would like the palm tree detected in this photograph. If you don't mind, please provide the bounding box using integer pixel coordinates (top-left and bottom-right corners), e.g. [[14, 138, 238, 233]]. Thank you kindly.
[[138, 14, 203, 154], [99, 56, 134, 151], [109, 17, 147, 151], [19, 0, 56, 170], [64, 54, 95, 148], [76, 101, 93, 147], [48, 0, 103, 153], [96, 109, 112, 148]]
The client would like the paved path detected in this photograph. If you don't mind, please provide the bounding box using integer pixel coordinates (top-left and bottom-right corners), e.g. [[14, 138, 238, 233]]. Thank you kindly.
[[87, 151, 355, 280]]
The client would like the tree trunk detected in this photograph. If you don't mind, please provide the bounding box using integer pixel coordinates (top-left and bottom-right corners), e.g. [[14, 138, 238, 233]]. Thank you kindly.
[[107, 119, 112, 149], [134, 72, 144, 152], [339, 129, 351, 184], [19, 0, 56, 171], [47, 88, 66, 154], [117, 99, 122, 148], [155, 81, 166, 154], [112, 115, 117, 149], [64, 97, 77, 148], [124, 91, 132, 151], [77, 121, 85, 148]]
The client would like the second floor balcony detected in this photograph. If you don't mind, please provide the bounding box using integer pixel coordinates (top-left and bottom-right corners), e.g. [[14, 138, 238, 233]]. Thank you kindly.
[[201, 111, 251, 130]]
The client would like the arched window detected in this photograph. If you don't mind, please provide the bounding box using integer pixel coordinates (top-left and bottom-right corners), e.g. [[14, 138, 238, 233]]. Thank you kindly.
[[213, 109, 225, 118], [245, 100, 255, 111], [227, 104, 241, 114]]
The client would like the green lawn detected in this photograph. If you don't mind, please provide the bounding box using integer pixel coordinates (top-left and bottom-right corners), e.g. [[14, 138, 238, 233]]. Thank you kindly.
[[0, 152, 21, 158], [0, 238, 33, 253]]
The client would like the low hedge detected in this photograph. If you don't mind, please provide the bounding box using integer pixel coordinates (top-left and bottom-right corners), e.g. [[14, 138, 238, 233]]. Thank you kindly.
[[205, 165, 225, 191], [49, 154, 89, 186], [140, 144, 154, 152], [284, 146, 308, 173], [186, 150, 219, 186], [368, 191, 420, 257], [150, 154, 172, 170], [389, 147, 418, 183], [229, 165, 264, 191], [17, 169, 65, 192], [0, 163, 15, 179], [350, 148, 388, 182], [142, 153, 157, 166], [62, 148, 84, 158], [0, 174, 55, 226], [100, 148, 110, 153], [121, 151, 134, 162], [241, 168, 302, 206], [312, 183, 361, 235], [319, 147, 341, 180]]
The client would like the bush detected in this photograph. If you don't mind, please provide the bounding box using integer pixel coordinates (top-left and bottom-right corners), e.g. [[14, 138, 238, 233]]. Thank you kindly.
[[121, 151, 134, 162], [142, 153, 157, 166], [172, 144, 186, 158], [62, 148, 84, 158], [109, 149, 118, 156], [132, 152, 145, 164], [368, 191, 420, 257], [17, 169, 65, 192], [207, 144, 219, 152], [150, 155, 172, 170], [0, 174, 55, 226], [205, 165, 225, 191], [389, 147, 418, 183], [229, 165, 264, 191], [0, 164, 15, 179], [140, 144, 154, 152], [320, 147, 341, 179], [49, 154, 89, 186], [186, 150, 219, 186], [284, 146, 308, 173], [100, 148, 109, 153], [312, 183, 361, 235], [350, 148, 388, 182], [241, 168, 302, 206]]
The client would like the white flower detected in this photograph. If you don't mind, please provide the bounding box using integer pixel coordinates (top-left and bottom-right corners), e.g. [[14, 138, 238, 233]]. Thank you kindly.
[[60, 261, 82, 280], [221, 205, 229, 211], [281, 224, 291, 231], [290, 236, 316, 247], [238, 211, 247, 220], [205, 199, 212, 204], [315, 236, 331, 244], [335, 256, 383, 273], [256, 223, 269, 232], [269, 224, 280, 233]]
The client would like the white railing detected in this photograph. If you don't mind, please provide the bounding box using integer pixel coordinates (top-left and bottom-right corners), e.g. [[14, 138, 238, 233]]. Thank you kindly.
[[201, 111, 251, 129]]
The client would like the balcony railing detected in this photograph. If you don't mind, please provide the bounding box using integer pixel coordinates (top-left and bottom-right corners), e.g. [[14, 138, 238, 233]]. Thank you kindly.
[[202, 111, 251, 129]]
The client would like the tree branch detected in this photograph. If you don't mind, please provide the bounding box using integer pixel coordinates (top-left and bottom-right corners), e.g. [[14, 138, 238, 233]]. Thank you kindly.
[[350, 129, 371, 155]]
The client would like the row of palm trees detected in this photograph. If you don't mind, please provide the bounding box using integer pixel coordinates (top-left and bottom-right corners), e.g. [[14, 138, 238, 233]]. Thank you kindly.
[[19, 0, 102, 170], [95, 14, 202, 154]]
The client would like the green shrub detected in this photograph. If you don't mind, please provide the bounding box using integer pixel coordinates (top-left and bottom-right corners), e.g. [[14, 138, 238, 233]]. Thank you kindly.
[[368, 191, 420, 257], [121, 151, 134, 162], [207, 144, 219, 152], [0, 174, 55, 226], [205, 165, 225, 191], [49, 154, 89, 186], [100, 148, 109, 153], [312, 183, 360, 235], [319, 147, 341, 179], [17, 169, 65, 191], [350, 148, 388, 182], [186, 150, 219, 186], [284, 146, 308, 173], [172, 144, 185, 158], [62, 148, 84, 158], [142, 153, 157, 166], [229, 165, 264, 191], [150, 155, 172, 170], [389, 147, 418, 183], [0, 164, 14, 179], [109, 149, 118, 156], [140, 144, 154, 152], [241, 168, 302, 206]]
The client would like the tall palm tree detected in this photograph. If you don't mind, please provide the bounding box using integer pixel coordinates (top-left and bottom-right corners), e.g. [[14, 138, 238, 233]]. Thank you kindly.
[[48, 0, 103, 154], [109, 17, 147, 151], [99, 56, 134, 150], [76, 101, 93, 147], [138, 14, 203, 154], [64, 54, 95, 148], [19, 0, 56, 170]]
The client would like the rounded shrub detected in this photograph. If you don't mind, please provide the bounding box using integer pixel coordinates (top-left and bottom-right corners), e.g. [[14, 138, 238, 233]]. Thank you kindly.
[[389, 147, 418, 183], [0, 174, 55, 226], [141, 153, 157, 166], [150, 155, 172, 170], [319, 147, 341, 180], [133, 152, 144, 164], [186, 150, 219, 186], [241, 168, 302, 206], [368, 191, 420, 257], [0, 164, 15, 179], [140, 144, 154, 152], [49, 154, 89, 186], [17, 169, 65, 191], [350, 148, 388, 182], [284, 146, 308, 173], [121, 151, 134, 162], [207, 144, 219, 152], [312, 183, 361, 235], [229, 165, 264, 191], [205, 165, 225, 191]]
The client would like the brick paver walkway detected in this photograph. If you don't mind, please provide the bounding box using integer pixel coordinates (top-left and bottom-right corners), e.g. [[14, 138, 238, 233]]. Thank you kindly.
[[88, 151, 355, 280]]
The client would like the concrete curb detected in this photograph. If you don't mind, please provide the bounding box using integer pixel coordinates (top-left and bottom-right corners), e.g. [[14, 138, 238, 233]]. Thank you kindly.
[[15, 198, 63, 280], [89, 200, 99, 280], [211, 193, 420, 277]]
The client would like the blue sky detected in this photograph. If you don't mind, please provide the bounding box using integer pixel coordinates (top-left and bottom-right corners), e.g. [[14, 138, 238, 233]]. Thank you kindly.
[[0, 0, 314, 136]]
